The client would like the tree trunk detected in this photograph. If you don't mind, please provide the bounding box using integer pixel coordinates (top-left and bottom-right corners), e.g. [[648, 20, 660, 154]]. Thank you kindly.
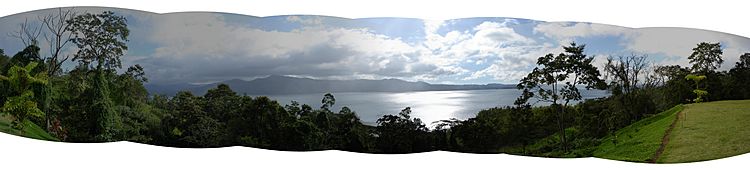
[[558, 103, 567, 152]]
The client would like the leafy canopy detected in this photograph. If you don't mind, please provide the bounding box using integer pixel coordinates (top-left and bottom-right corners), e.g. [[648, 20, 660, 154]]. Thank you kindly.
[[1, 62, 48, 129], [688, 42, 723, 74], [516, 42, 605, 105], [67, 11, 129, 71]]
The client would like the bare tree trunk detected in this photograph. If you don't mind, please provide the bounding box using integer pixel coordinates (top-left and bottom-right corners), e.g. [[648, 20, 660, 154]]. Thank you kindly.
[[38, 8, 76, 133]]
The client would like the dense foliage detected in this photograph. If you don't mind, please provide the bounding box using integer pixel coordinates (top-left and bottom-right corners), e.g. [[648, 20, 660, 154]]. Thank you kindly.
[[1, 10, 750, 157]]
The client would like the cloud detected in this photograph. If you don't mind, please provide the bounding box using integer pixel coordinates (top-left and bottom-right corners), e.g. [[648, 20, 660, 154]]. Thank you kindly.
[[463, 43, 557, 81], [533, 22, 631, 43], [131, 13, 463, 84], [6, 9, 750, 86], [433, 20, 558, 82], [533, 22, 750, 71], [121, 13, 561, 84], [623, 28, 750, 70], [286, 16, 323, 26]]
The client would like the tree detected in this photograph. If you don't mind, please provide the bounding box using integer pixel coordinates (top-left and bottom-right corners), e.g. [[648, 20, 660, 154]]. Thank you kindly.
[[734, 53, 750, 70], [0, 49, 8, 70], [203, 83, 239, 122], [8, 44, 44, 67], [40, 8, 78, 76], [88, 69, 120, 141], [9, 18, 42, 48], [333, 106, 371, 151], [321, 93, 335, 111], [604, 54, 648, 95], [688, 42, 723, 74], [0, 62, 48, 130], [8, 8, 77, 76], [515, 42, 605, 152], [124, 64, 147, 83], [651, 65, 692, 109], [67, 11, 129, 72], [603, 54, 655, 124], [0, 49, 8, 105], [685, 74, 708, 103], [164, 91, 206, 147], [509, 104, 534, 153], [66, 11, 130, 141], [652, 65, 686, 87], [9, 8, 78, 132], [729, 53, 750, 99], [112, 65, 149, 107], [375, 107, 432, 153]]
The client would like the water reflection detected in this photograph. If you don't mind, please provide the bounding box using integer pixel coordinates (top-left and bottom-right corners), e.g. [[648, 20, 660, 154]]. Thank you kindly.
[[267, 89, 609, 128], [390, 91, 470, 126]]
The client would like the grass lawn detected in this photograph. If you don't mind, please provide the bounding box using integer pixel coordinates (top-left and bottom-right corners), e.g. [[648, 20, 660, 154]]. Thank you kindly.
[[0, 115, 58, 141], [658, 100, 750, 163], [593, 104, 683, 162]]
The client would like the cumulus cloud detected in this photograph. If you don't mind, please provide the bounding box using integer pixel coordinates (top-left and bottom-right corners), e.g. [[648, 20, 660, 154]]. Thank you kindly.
[[438, 20, 557, 82]]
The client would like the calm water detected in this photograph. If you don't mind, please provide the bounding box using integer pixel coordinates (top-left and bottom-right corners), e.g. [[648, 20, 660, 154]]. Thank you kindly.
[[265, 89, 609, 127]]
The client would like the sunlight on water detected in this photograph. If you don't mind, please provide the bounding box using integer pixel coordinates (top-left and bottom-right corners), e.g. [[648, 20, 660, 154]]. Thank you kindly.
[[390, 91, 470, 126], [268, 89, 609, 128]]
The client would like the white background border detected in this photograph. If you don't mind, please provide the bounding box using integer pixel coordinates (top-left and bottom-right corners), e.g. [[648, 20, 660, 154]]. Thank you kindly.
[[1, 0, 749, 170]]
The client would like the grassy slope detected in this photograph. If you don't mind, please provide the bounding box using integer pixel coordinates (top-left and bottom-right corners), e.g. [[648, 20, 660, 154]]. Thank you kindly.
[[0, 115, 58, 141], [592, 105, 683, 162], [659, 100, 750, 163]]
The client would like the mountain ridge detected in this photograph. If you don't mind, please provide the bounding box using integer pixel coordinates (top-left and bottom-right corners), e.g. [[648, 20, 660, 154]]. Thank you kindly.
[[145, 75, 517, 96]]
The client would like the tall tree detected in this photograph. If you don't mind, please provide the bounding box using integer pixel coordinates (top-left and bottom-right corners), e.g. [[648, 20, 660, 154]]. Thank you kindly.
[[515, 42, 605, 152], [67, 11, 129, 72], [66, 11, 129, 141], [688, 42, 723, 74], [8, 8, 80, 133]]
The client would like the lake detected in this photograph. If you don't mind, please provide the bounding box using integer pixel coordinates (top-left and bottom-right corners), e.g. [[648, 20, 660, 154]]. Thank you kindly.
[[264, 89, 610, 127]]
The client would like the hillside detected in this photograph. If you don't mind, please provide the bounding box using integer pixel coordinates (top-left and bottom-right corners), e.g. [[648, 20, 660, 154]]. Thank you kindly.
[[658, 100, 750, 163], [593, 105, 683, 162], [593, 100, 750, 163], [0, 115, 58, 141]]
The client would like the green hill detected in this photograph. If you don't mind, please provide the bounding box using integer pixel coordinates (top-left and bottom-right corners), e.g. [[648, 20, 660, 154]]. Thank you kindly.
[[0, 115, 59, 141], [658, 100, 750, 163], [594, 99, 750, 163], [593, 104, 683, 162]]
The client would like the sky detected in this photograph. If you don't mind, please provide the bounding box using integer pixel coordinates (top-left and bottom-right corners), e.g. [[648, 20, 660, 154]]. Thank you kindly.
[[2, 7, 750, 85]]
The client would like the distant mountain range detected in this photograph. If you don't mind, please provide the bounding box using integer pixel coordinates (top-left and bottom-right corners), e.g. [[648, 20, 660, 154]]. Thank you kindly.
[[145, 75, 517, 96]]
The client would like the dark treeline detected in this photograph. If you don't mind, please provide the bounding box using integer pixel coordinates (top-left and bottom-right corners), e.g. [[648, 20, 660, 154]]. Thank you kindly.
[[2, 10, 750, 156]]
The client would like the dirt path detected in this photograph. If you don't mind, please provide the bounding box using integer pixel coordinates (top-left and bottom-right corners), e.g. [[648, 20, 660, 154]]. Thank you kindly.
[[648, 111, 682, 163]]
